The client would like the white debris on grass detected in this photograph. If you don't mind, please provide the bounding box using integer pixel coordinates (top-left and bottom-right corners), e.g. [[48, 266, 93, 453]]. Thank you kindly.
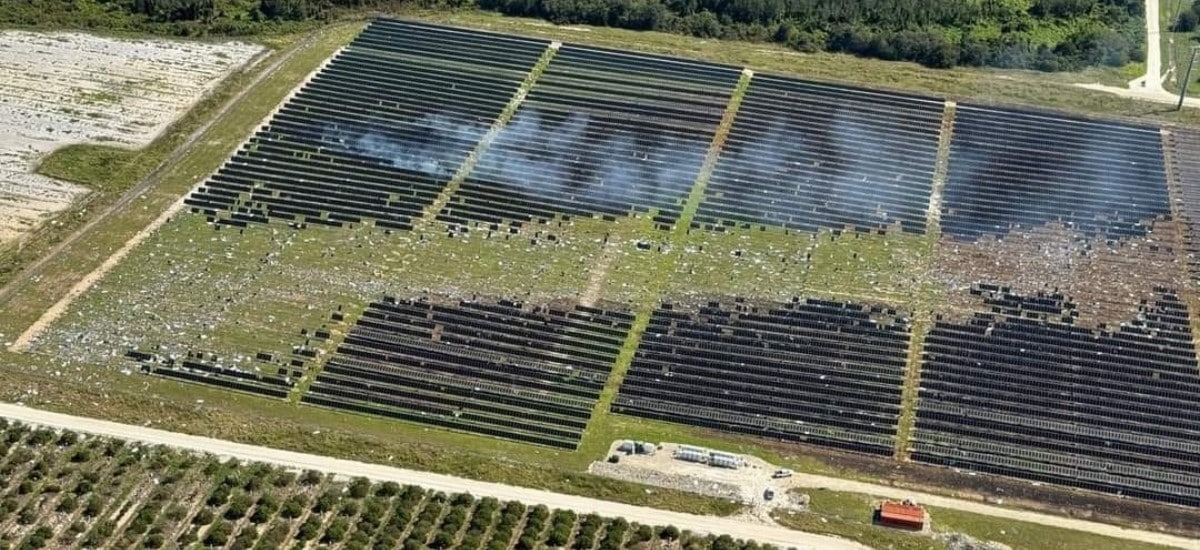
[[0, 30, 263, 245]]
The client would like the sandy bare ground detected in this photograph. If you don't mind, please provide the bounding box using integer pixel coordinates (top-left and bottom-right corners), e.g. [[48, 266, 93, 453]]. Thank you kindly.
[[590, 442, 805, 524], [0, 403, 867, 550], [0, 31, 262, 246], [580, 240, 619, 306]]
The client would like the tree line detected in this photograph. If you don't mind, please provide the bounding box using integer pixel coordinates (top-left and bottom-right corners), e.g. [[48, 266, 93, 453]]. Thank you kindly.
[[1173, 0, 1200, 31], [3, 0, 1145, 70], [478, 0, 1146, 69], [0, 420, 763, 550]]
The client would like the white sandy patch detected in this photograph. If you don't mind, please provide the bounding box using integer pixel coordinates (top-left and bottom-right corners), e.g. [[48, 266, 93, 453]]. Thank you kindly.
[[0, 31, 264, 246]]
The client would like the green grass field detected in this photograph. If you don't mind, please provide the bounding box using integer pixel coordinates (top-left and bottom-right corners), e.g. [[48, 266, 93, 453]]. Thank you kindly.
[[0, 12, 1196, 550], [774, 490, 1178, 550]]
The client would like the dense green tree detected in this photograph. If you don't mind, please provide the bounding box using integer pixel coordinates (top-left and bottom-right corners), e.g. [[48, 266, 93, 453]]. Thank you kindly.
[[712, 534, 738, 550], [295, 517, 322, 541], [479, 0, 1143, 69], [2, 0, 1146, 69], [192, 508, 216, 526], [322, 518, 350, 543], [1176, 9, 1199, 32], [376, 481, 401, 497], [347, 477, 372, 499], [82, 495, 104, 518], [203, 520, 233, 547], [300, 470, 323, 486], [224, 493, 253, 520], [280, 495, 306, 519]]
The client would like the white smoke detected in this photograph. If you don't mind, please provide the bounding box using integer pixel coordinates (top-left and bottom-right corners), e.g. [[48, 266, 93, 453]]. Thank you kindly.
[[472, 107, 707, 207], [320, 112, 489, 179]]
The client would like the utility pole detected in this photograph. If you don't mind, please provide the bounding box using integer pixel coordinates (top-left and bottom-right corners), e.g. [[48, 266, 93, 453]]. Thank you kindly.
[[1178, 45, 1199, 111]]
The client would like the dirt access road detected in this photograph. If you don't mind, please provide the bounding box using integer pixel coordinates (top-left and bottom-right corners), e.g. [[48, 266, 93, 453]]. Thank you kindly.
[[1077, 0, 1200, 107], [0, 403, 867, 550]]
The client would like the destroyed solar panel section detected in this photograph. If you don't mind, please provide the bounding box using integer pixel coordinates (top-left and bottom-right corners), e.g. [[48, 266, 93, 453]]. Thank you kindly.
[[185, 20, 549, 230], [126, 349, 298, 399], [437, 46, 740, 231], [612, 298, 911, 455], [302, 298, 633, 448], [919, 102, 1200, 505], [692, 76, 944, 235]]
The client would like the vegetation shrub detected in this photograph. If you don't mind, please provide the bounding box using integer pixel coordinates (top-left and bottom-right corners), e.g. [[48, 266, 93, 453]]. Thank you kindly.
[[339, 500, 360, 517], [82, 495, 104, 518], [272, 471, 297, 488], [280, 495, 306, 519], [57, 495, 78, 513], [192, 508, 216, 526], [313, 489, 340, 513], [1177, 1, 1200, 31], [295, 517, 322, 541], [348, 477, 372, 499], [225, 493, 254, 520], [230, 526, 258, 550], [203, 520, 233, 547], [322, 518, 350, 543], [300, 470, 323, 486], [376, 481, 401, 497]]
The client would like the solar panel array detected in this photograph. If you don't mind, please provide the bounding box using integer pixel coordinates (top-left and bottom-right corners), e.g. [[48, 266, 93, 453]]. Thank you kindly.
[[438, 46, 740, 231], [1168, 129, 1200, 280], [913, 285, 1200, 506], [692, 77, 944, 235], [302, 298, 633, 448], [612, 298, 911, 455], [940, 106, 1170, 241], [155, 19, 1200, 506], [186, 20, 549, 230]]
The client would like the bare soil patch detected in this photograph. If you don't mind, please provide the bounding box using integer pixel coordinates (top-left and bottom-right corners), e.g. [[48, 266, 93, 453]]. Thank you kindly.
[[0, 30, 262, 246]]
